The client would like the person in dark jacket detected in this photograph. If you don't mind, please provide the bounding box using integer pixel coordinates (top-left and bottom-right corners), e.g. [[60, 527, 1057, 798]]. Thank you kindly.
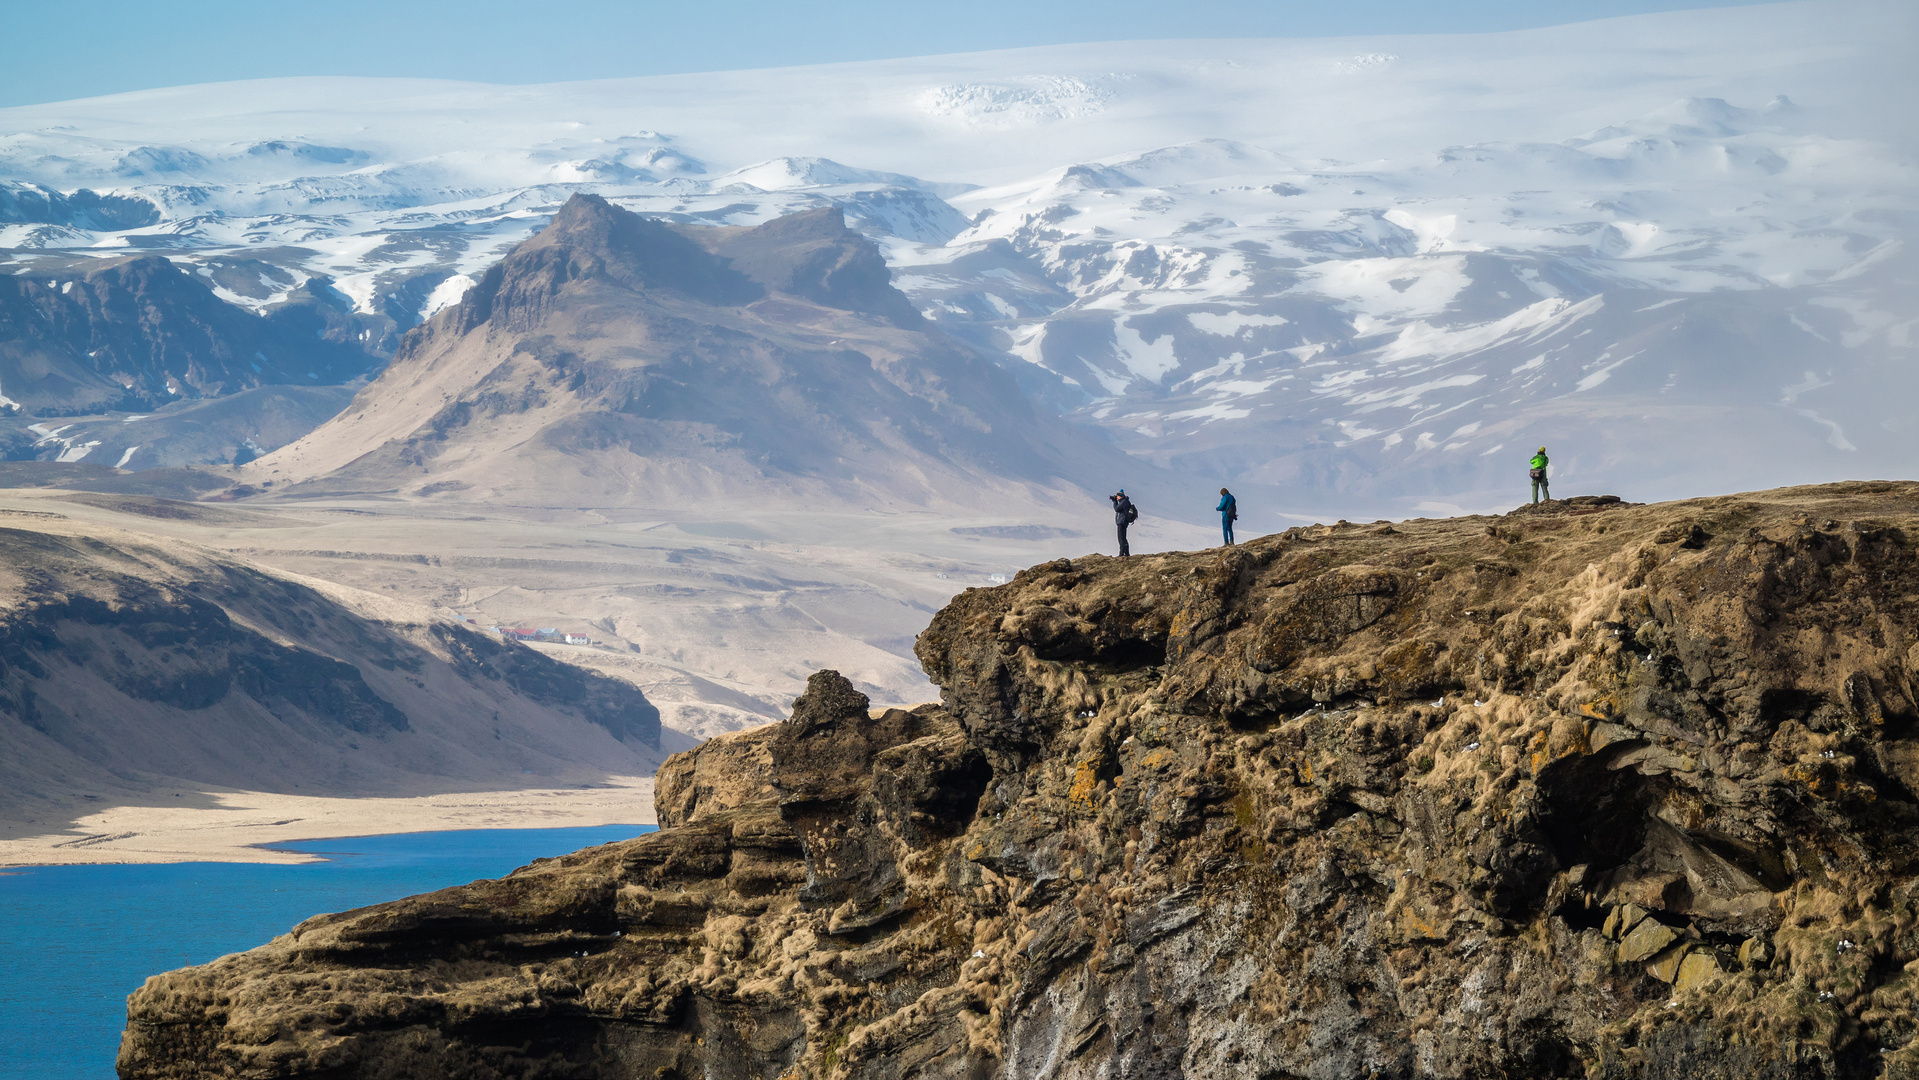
[[1109, 490, 1137, 556], [1217, 487, 1237, 545]]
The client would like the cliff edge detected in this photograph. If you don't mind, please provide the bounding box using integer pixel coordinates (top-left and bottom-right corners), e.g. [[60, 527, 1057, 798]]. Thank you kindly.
[[120, 483, 1919, 1078]]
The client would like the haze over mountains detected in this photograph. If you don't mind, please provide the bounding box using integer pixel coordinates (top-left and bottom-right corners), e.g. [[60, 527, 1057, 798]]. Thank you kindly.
[[0, 0, 1910, 515]]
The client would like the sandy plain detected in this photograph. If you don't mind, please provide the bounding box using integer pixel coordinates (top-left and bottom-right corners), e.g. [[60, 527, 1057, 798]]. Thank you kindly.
[[0, 776, 657, 867], [0, 486, 1218, 864]]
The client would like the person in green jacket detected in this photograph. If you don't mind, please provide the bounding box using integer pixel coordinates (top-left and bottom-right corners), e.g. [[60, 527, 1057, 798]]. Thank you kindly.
[[1529, 446, 1550, 505]]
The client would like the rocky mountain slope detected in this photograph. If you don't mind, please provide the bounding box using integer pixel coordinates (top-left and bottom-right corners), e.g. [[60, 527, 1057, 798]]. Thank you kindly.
[[0, 254, 378, 418], [241, 194, 1155, 510], [119, 481, 1919, 1078], [0, 503, 663, 832], [0, 180, 159, 233]]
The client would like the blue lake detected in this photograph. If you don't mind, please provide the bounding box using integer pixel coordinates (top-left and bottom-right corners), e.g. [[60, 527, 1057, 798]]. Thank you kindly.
[[0, 824, 656, 1080]]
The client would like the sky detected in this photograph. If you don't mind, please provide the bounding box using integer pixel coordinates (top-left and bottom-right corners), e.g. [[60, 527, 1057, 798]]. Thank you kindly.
[[0, 0, 1774, 108]]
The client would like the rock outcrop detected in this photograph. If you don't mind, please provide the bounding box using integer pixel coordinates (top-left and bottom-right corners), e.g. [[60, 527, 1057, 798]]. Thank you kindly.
[[119, 484, 1919, 1078]]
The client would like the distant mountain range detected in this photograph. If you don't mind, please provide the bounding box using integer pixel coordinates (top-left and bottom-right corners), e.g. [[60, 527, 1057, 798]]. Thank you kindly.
[[0, 0, 1911, 514], [0, 254, 375, 414], [241, 195, 1154, 510]]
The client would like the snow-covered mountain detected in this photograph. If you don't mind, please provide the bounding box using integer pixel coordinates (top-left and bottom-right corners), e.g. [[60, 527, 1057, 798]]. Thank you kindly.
[[240, 195, 1158, 512], [0, 0, 1911, 515], [0, 254, 378, 415]]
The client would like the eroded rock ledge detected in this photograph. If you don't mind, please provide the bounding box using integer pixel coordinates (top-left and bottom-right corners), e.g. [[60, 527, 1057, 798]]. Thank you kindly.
[[120, 484, 1919, 1079]]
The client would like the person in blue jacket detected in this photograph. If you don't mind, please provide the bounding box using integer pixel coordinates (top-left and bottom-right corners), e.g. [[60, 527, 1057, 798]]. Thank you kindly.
[[1217, 487, 1237, 545]]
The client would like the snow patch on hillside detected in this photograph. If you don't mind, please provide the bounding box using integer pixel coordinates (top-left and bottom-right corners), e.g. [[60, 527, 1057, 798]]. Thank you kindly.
[[921, 76, 1116, 128]]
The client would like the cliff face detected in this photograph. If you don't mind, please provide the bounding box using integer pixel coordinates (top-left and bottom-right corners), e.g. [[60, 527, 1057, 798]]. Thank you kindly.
[[119, 484, 1919, 1079]]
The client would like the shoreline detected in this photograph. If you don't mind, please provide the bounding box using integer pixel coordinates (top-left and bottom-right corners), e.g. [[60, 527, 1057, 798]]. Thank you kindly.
[[0, 778, 657, 868]]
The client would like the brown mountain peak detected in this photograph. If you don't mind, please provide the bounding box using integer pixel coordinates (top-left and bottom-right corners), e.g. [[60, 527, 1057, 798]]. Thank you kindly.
[[447, 197, 925, 338], [451, 194, 761, 332], [254, 196, 1144, 508], [704, 205, 925, 328]]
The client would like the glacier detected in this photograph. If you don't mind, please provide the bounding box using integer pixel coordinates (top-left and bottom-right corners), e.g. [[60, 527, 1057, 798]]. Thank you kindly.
[[0, 0, 1912, 517]]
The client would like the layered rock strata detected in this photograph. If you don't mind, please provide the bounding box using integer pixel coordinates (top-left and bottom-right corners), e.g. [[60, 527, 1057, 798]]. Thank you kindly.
[[121, 483, 1919, 1078]]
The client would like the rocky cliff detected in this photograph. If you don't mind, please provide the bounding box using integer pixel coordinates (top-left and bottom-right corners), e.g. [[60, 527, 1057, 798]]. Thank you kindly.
[[119, 483, 1919, 1078]]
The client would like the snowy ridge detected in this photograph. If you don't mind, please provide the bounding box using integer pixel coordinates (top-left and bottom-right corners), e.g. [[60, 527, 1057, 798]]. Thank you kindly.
[[0, 0, 1912, 511]]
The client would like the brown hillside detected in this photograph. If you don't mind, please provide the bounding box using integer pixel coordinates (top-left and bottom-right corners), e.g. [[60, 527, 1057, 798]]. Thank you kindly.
[[242, 195, 1141, 511], [0, 508, 664, 837]]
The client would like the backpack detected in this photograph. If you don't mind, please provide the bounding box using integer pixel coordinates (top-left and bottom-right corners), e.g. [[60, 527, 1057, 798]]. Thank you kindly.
[[1529, 467, 1546, 481], [1124, 500, 1139, 524], [1230, 505, 1238, 522]]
